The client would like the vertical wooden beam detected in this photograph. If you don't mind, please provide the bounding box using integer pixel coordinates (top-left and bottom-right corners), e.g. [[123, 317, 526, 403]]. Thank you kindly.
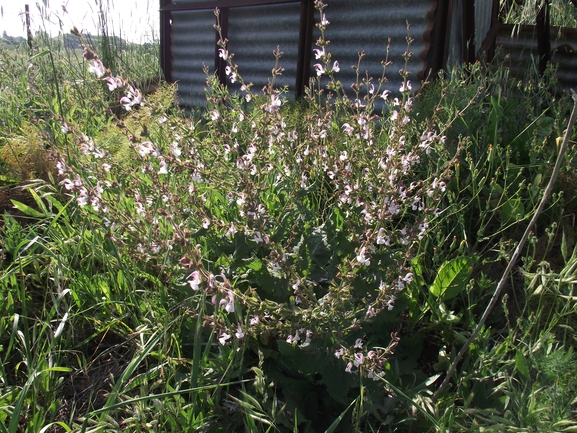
[[536, 0, 551, 75], [215, 7, 230, 85], [463, 0, 476, 63], [25, 4, 33, 52], [296, 0, 314, 96], [160, 0, 173, 82], [430, 0, 451, 75]]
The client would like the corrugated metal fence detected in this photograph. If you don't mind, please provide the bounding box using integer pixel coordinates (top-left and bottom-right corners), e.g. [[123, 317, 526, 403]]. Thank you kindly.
[[494, 24, 577, 90], [160, 0, 436, 109], [160, 0, 577, 109]]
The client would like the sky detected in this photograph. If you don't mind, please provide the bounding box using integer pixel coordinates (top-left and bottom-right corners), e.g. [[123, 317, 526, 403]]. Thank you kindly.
[[0, 0, 160, 43]]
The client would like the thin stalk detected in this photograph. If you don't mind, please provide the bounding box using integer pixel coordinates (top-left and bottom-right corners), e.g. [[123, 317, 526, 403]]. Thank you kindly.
[[432, 89, 577, 402]]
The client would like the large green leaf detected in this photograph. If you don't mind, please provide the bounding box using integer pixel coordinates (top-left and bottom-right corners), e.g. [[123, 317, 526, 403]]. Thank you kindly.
[[10, 199, 45, 218], [429, 256, 474, 301]]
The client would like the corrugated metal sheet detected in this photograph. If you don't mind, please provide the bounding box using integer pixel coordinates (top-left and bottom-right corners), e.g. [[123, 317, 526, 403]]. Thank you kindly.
[[311, 0, 433, 95], [170, 9, 217, 107], [475, 0, 493, 53], [494, 25, 577, 90], [227, 3, 301, 93], [446, 0, 464, 67], [163, 0, 436, 109]]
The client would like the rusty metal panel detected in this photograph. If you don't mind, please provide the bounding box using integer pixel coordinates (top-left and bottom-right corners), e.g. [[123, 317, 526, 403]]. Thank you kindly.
[[310, 0, 434, 98], [494, 25, 577, 91]]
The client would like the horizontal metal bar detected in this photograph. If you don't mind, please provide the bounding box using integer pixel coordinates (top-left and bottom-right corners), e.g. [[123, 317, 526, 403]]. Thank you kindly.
[[161, 0, 301, 12]]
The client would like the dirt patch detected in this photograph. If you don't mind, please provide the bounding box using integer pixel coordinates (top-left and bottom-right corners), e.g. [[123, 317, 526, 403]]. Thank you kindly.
[[54, 330, 136, 429]]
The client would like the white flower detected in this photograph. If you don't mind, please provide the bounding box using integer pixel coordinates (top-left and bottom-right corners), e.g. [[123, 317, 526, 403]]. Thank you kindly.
[[170, 142, 182, 158], [376, 228, 390, 245], [235, 325, 245, 339], [342, 123, 353, 135], [313, 47, 325, 59], [332, 61, 340, 73], [252, 231, 264, 244], [353, 353, 364, 367], [366, 305, 376, 318], [188, 271, 201, 290], [220, 293, 235, 313], [356, 247, 370, 266], [218, 48, 229, 60], [137, 141, 155, 157], [399, 81, 412, 92], [265, 94, 282, 113], [388, 202, 400, 215], [218, 332, 231, 345], [119, 85, 142, 111], [88, 59, 105, 77], [104, 75, 123, 91], [158, 158, 168, 174], [56, 160, 67, 175]]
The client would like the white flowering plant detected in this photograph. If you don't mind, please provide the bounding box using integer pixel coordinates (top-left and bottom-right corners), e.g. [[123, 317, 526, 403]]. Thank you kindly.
[[3, 1, 577, 431], [48, 1, 464, 426]]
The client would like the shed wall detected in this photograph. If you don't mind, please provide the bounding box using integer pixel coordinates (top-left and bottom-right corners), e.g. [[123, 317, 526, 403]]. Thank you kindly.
[[494, 25, 577, 91], [163, 0, 435, 110]]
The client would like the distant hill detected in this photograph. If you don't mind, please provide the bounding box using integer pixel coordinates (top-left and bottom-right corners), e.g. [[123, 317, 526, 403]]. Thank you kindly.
[[0, 31, 154, 50], [0, 33, 27, 47]]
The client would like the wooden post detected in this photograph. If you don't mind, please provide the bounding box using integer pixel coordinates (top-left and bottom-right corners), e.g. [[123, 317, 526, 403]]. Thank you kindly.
[[25, 4, 33, 51], [536, 0, 551, 75]]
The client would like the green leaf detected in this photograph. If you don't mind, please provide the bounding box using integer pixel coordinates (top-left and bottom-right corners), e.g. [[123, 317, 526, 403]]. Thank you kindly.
[[27, 49, 51, 62], [515, 350, 530, 379], [10, 199, 45, 218], [561, 229, 569, 263], [430, 256, 473, 301], [308, 225, 331, 267], [499, 198, 525, 224]]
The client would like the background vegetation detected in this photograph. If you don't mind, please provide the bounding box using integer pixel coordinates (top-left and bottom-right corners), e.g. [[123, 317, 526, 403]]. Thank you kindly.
[[1, 1, 577, 432]]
